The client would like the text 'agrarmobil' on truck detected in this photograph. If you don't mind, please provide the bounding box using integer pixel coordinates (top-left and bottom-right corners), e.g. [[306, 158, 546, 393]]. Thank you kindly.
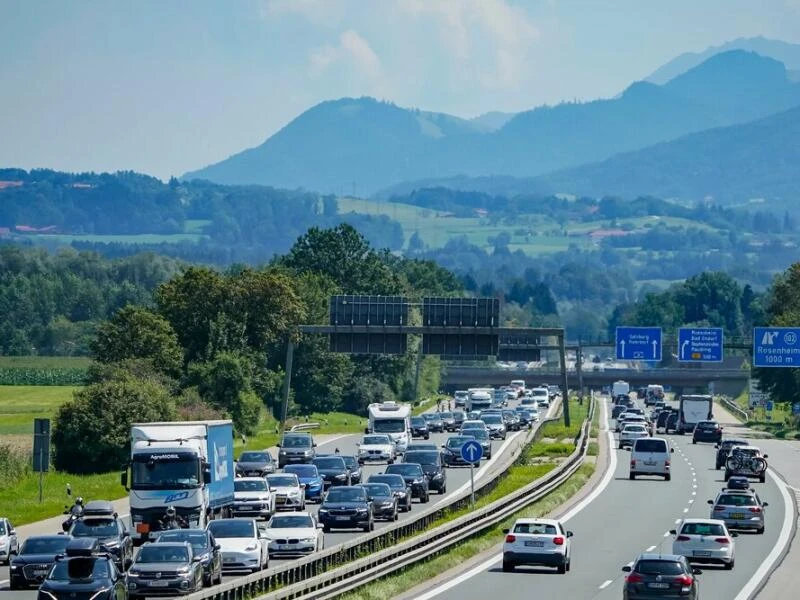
[[366, 401, 411, 453], [121, 420, 235, 544]]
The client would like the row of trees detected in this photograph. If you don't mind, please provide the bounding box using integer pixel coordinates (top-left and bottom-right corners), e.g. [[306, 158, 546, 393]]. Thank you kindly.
[[51, 225, 463, 473]]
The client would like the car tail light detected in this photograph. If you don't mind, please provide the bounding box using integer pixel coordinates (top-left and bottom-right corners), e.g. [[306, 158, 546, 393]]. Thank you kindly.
[[676, 535, 691, 541], [715, 537, 731, 544], [625, 573, 644, 584], [749, 507, 762, 513], [675, 575, 693, 586], [505, 534, 516, 543], [713, 505, 725, 511], [630, 460, 636, 467], [665, 460, 670, 467], [552, 536, 564, 545]]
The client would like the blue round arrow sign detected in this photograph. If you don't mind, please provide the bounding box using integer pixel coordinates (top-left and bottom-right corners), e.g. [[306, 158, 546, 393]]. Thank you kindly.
[[461, 440, 483, 463]]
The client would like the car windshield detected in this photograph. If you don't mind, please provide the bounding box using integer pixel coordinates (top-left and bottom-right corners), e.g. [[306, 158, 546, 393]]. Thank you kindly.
[[387, 464, 423, 476], [48, 558, 109, 581], [136, 545, 190, 563], [374, 419, 405, 433], [513, 522, 557, 534], [235, 479, 268, 492], [681, 522, 726, 536], [157, 531, 209, 550], [207, 520, 255, 538], [239, 452, 271, 462], [471, 429, 489, 440], [363, 435, 391, 445], [0, 522, 5, 535], [717, 494, 757, 506], [282, 436, 312, 448], [733, 448, 759, 457], [447, 437, 472, 448], [636, 560, 685, 575], [269, 515, 313, 528], [623, 425, 647, 432], [439, 412, 453, 419], [462, 422, 483, 430], [362, 484, 392, 498], [341, 456, 357, 469], [482, 415, 503, 424], [314, 457, 346, 469], [722, 441, 747, 449], [284, 465, 318, 477], [699, 422, 719, 429], [131, 456, 200, 489], [71, 519, 118, 537], [21, 537, 70, 555], [404, 452, 439, 465], [368, 475, 404, 490], [634, 440, 667, 452], [325, 487, 367, 502], [268, 475, 298, 488], [423, 414, 441, 422], [410, 417, 426, 426]]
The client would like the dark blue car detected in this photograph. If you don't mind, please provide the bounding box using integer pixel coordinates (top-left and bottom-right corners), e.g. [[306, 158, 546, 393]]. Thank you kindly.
[[283, 464, 324, 502]]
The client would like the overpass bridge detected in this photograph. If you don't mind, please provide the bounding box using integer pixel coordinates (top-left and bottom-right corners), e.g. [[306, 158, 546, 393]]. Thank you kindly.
[[441, 366, 749, 396]]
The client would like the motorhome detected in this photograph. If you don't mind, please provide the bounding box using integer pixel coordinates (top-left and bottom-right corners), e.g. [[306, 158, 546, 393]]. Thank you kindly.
[[367, 401, 412, 453]]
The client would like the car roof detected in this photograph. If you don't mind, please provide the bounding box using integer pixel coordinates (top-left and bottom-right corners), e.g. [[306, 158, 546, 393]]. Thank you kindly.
[[636, 553, 685, 561], [734, 445, 761, 451], [272, 511, 312, 517], [679, 518, 726, 525], [514, 518, 559, 526], [236, 476, 268, 481]]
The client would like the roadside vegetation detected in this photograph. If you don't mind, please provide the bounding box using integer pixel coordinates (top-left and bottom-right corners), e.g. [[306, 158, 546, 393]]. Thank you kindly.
[[733, 391, 800, 439]]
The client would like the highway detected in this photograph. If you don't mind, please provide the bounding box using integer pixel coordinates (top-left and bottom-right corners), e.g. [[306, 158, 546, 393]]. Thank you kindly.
[[0, 400, 552, 599], [407, 396, 794, 600]]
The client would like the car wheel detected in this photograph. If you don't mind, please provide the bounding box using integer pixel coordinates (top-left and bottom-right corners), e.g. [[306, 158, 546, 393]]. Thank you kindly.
[[393, 511, 399, 521], [725, 560, 734, 570], [441, 485, 447, 494], [629, 473, 635, 480], [502, 561, 514, 572], [323, 525, 331, 533], [566, 559, 571, 572], [425, 434, 430, 440], [757, 527, 765, 534], [692, 439, 697, 444], [557, 564, 567, 574], [619, 443, 624, 449], [716, 463, 721, 471], [760, 474, 766, 483], [665, 474, 671, 481], [724, 471, 731, 482]]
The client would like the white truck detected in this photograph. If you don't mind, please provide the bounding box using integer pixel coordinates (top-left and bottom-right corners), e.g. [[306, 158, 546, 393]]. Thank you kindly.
[[612, 380, 630, 398], [366, 401, 411, 453], [466, 388, 493, 412], [677, 395, 713, 435], [121, 420, 235, 544]]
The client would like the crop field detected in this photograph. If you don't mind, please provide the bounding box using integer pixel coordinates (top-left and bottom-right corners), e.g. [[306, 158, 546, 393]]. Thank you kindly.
[[0, 386, 78, 437]]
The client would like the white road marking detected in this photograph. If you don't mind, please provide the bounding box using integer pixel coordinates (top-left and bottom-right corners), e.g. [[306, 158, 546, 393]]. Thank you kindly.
[[691, 491, 696, 496], [733, 469, 795, 600], [675, 518, 681, 524], [414, 399, 616, 600], [0, 579, 9, 587], [688, 499, 694, 505], [646, 545, 656, 552], [598, 579, 613, 589], [683, 508, 689, 513], [663, 531, 670, 537]]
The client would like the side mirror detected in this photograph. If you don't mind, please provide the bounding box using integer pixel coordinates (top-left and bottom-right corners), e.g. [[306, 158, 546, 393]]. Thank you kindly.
[[9, 529, 16, 535], [566, 531, 573, 538], [763, 502, 769, 507], [621, 565, 632, 572], [669, 529, 676, 535], [120, 472, 128, 489], [364, 428, 370, 434], [215, 544, 221, 550], [276, 443, 281, 448], [502, 528, 510, 534], [731, 532, 739, 538], [707, 500, 713, 504], [763, 454, 769, 459], [692, 568, 703, 575], [192, 556, 202, 562], [317, 523, 324, 529], [670, 448, 675, 453], [625, 447, 631, 451], [203, 469, 211, 484], [122, 531, 130, 538], [367, 496, 374, 502], [313, 442, 318, 447]]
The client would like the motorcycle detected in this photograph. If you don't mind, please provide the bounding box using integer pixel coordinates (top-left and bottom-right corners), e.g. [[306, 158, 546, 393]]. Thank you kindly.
[[61, 483, 84, 532]]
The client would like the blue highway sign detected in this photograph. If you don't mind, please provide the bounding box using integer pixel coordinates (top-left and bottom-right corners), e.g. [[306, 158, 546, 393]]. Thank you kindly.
[[678, 327, 724, 362], [753, 327, 800, 368], [615, 327, 662, 361], [461, 440, 483, 463], [766, 401, 774, 412]]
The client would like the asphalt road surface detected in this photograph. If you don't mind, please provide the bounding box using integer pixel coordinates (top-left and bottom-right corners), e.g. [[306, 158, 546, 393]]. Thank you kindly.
[[409, 395, 794, 600], [0, 399, 551, 598]]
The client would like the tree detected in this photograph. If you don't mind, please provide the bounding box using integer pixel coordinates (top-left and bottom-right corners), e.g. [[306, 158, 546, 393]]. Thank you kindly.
[[91, 305, 183, 375], [52, 374, 175, 473]]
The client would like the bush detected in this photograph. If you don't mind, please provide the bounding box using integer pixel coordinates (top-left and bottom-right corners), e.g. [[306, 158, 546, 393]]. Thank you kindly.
[[0, 443, 30, 488], [176, 388, 227, 421], [52, 375, 176, 474]]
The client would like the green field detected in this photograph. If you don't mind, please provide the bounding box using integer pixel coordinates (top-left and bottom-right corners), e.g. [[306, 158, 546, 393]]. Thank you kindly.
[[0, 385, 78, 436], [15, 219, 211, 246], [0, 356, 92, 369]]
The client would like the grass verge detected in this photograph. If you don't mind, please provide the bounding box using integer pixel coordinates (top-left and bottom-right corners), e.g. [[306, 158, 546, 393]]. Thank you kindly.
[[0, 386, 79, 436], [337, 462, 596, 600]]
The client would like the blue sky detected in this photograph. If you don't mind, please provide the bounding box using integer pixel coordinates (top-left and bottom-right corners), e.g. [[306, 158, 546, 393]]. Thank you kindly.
[[2, 0, 799, 180]]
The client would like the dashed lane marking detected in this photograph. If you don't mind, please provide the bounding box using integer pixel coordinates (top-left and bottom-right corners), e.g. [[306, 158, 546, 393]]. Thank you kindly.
[[599, 580, 613, 590]]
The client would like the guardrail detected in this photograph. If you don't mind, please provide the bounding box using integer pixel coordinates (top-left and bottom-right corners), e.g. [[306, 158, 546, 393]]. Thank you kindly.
[[289, 423, 321, 432], [717, 395, 749, 422], [182, 396, 591, 600]]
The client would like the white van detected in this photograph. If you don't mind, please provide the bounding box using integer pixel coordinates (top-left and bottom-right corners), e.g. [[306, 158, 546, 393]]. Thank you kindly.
[[629, 437, 673, 481]]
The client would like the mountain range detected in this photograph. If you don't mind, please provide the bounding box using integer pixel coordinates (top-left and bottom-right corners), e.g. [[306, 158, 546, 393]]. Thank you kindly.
[[184, 46, 800, 201]]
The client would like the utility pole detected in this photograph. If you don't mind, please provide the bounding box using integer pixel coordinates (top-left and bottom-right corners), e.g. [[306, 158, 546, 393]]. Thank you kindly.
[[279, 340, 295, 434], [559, 333, 571, 427], [576, 344, 584, 405]]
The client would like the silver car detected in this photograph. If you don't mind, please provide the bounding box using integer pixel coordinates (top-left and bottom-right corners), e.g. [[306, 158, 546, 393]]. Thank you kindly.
[[708, 489, 768, 534], [0, 517, 19, 565]]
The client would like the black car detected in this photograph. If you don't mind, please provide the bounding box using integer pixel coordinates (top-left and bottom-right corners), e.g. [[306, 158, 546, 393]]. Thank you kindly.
[[312, 455, 352, 487], [441, 435, 477, 467], [277, 433, 317, 468], [318, 486, 374, 532], [153, 528, 222, 586], [235, 450, 277, 477], [341, 455, 362, 484], [422, 413, 444, 433], [361, 482, 399, 521], [68, 504, 133, 571], [452, 411, 466, 429], [612, 404, 629, 420], [469, 428, 493, 459], [403, 450, 447, 494], [622, 553, 701, 600], [126, 541, 204, 598], [9, 535, 72, 589], [502, 410, 521, 431], [725, 476, 751, 491], [654, 410, 672, 432], [665, 412, 679, 434], [438, 412, 458, 432], [38, 538, 128, 600], [515, 409, 534, 429], [367, 474, 413, 512], [692, 420, 723, 444], [715, 439, 749, 470], [410, 416, 430, 439], [385, 463, 430, 502]]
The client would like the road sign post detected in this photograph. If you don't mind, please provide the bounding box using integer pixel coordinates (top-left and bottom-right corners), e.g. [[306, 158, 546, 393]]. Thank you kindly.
[[33, 418, 51, 503], [753, 327, 800, 367], [461, 440, 483, 507], [615, 327, 662, 361], [678, 328, 723, 362]]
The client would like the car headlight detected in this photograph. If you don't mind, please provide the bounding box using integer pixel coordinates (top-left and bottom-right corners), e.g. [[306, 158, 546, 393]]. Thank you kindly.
[[279, 450, 287, 455], [127, 569, 141, 576], [319, 508, 329, 514], [381, 501, 395, 507], [300, 537, 316, 543], [413, 478, 424, 484], [334, 473, 347, 480], [356, 507, 368, 513], [289, 490, 301, 496], [10, 564, 18, 571], [244, 542, 258, 551], [176, 566, 190, 574]]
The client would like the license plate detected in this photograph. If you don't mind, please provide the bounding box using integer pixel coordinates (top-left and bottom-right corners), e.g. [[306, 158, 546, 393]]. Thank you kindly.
[[644, 460, 656, 466], [524, 541, 544, 547], [33, 569, 49, 576], [730, 513, 745, 519], [648, 583, 670, 589], [693, 551, 711, 556], [240, 506, 254, 510], [276, 498, 286, 504], [335, 516, 349, 521], [149, 581, 170, 587], [223, 557, 235, 563]]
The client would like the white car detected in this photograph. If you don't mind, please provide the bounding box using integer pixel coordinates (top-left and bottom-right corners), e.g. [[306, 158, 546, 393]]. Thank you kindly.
[[267, 473, 305, 511], [357, 434, 397, 464], [206, 518, 268, 573], [460, 420, 488, 434], [671, 518, 736, 569], [502, 518, 572, 573], [629, 437, 672, 481], [0, 517, 19, 565], [619, 423, 649, 449], [531, 387, 549, 407], [263, 511, 324, 558], [232, 477, 276, 520]]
